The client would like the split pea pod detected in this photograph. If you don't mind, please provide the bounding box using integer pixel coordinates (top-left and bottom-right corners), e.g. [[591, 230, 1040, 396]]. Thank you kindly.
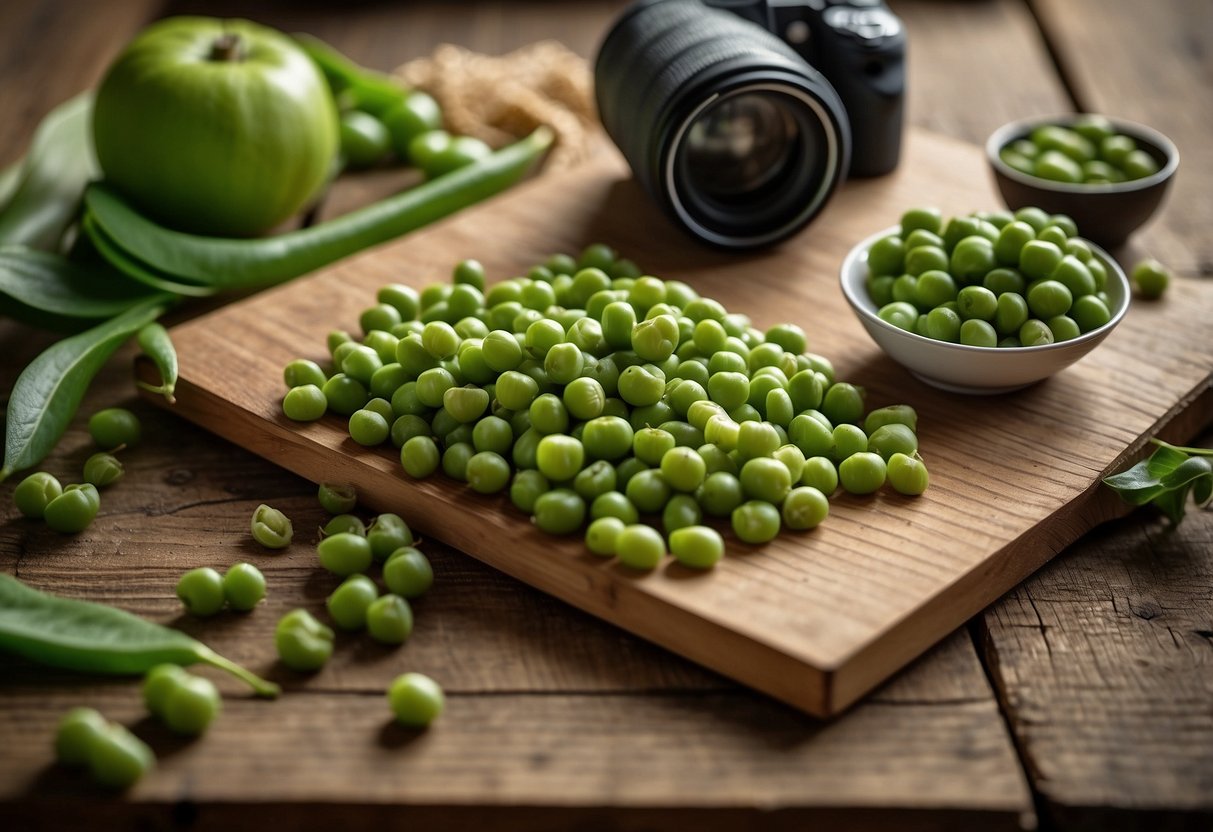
[[82, 127, 554, 294], [135, 321, 178, 403], [0, 574, 280, 698]]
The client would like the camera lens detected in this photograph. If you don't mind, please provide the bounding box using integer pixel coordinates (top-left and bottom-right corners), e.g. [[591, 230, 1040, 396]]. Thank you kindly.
[[595, 0, 852, 248]]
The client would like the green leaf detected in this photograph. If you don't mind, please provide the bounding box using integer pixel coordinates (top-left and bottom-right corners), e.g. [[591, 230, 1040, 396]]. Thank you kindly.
[[1152, 486, 1189, 525], [0, 245, 159, 328], [0, 94, 97, 251], [83, 127, 554, 292], [1160, 456, 1213, 489], [0, 161, 22, 214], [1, 296, 169, 481], [1102, 459, 1165, 506], [1146, 444, 1188, 478]]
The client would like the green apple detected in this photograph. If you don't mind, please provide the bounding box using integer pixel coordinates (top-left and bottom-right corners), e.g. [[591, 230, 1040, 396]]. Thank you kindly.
[[92, 17, 339, 237]]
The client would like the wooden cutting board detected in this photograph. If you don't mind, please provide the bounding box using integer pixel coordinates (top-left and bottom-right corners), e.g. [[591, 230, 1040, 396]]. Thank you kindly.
[[143, 128, 1213, 717]]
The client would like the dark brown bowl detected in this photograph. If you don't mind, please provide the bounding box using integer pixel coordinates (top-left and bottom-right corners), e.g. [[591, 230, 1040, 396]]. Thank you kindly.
[[986, 115, 1178, 248]]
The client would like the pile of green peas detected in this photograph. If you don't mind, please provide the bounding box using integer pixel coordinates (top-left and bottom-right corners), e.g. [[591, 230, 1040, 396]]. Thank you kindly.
[[274, 486, 436, 673], [868, 206, 1116, 347], [55, 707, 154, 789], [999, 116, 1160, 184], [284, 244, 929, 569], [10, 407, 141, 534]]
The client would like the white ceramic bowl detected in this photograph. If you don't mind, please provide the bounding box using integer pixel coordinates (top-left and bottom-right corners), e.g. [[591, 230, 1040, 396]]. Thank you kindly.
[[839, 226, 1130, 394]]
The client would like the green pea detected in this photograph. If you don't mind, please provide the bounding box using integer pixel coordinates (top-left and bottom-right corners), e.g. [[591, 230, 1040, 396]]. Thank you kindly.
[[900, 207, 942, 236], [618, 364, 666, 407], [661, 493, 703, 533], [222, 563, 266, 611], [959, 319, 998, 347], [863, 404, 917, 435], [800, 456, 838, 494], [55, 706, 108, 766], [615, 524, 665, 570], [361, 303, 403, 336], [831, 424, 868, 461], [695, 471, 743, 518], [887, 452, 930, 495], [1046, 315, 1081, 342], [162, 674, 221, 736], [573, 459, 617, 501], [903, 228, 944, 251], [342, 345, 384, 385], [1034, 149, 1083, 182], [348, 409, 391, 446], [658, 446, 706, 493], [388, 672, 445, 727], [735, 420, 780, 461], [366, 594, 414, 645], [529, 393, 570, 435], [317, 532, 373, 576], [401, 435, 440, 478], [1051, 255, 1096, 298], [950, 236, 996, 282], [88, 407, 141, 450], [1019, 240, 1064, 281], [13, 471, 62, 518], [891, 274, 919, 306], [510, 469, 550, 513], [839, 452, 887, 495], [276, 609, 334, 672], [327, 574, 379, 631], [176, 567, 225, 617], [782, 486, 829, 530], [739, 457, 792, 503], [915, 270, 957, 308], [1071, 295, 1112, 332], [384, 547, 434, 598], [983, 267, 1026, 297], [1131, 259, 1169, 299], [878, 301, 918, 331], [1019, 319, 1055, 347], [821, 382, 864, 426], [788, 413, 834, 458], [466, 450, 511, 494], [322, 374, 369, 416], [668, 525, 723, 569], [532, 488, 586, 534], [87, 721, 155, 789], [586, 516, 625, 556], [866, 424, 918, 462], [924, 306, 961, 342], [625, 469, 672, 514], [367, 513, 414, 561], [283, 358, 327, 389], [731, 500, 781, 544], [378, 284, 420, 320], [867, 235, 905, 277], [323, 514, 366, 537], [956, 286, 998, 321], [1027, 279, 1073, 318], [251, 503, 293, 549], [1122, 149, 1159, 179]]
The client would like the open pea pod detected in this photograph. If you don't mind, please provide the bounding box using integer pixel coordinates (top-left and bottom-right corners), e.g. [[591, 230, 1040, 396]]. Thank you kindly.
[[0, 93, 97, 251], [82, 126, 554, 292], [0, 574, 279, 698], [1, 295, 171, 481]]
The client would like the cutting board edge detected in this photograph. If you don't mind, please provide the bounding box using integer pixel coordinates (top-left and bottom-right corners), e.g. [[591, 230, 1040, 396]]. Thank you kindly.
[[826, 376, 1213, 713]]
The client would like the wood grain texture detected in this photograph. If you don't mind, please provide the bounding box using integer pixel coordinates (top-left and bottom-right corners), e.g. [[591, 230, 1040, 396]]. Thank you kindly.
[[146, 126, 1213, 716], [1030, 0, 1213, 276]]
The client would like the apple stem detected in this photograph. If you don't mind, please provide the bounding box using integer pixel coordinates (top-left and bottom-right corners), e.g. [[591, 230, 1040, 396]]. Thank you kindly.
[[210, 33, 244, 62]]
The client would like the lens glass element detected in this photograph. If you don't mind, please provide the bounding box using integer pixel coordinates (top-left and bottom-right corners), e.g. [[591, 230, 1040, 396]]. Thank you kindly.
[[682, 92, 803, 202]]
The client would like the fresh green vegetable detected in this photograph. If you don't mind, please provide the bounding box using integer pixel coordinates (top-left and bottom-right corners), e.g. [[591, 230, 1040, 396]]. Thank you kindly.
[[383, 547, 434, 598], [92, 17, 339, 237], [615, 524, 665, 570], [367, 513, 414, 561], [56, 708, 155, 789], [81, 128, 553, 294], [0, 574, 279, 696], [0, 247, 158, 331], [55, 706, 109, 767], [668, 525, 723, 569], [317, 482, 357, 514], [1001, 119, 1161, 185], [89, 407, 142, 450], [339, 110, 392, 168], [13, 471, 63, 518], [275, 608, 334, 671], [176, 567, 226, 617], [1130, 258, 1169, 299], [782, 486, 829, 530], [326, 574, 379, 631], [222, 563, 267, 612], [43, 483, 100, 534], [1103, 439, 1212, 525], [731, 500, 781, 544], [157, 672, 221, 736], [887, 452, 930, 496], [387, 672, 444, 727], [0, 94, 97, 250], [366, 594, 413, 644], [0, 299, 166, 481], [317, 531, 373, 575], [135, 322, 177, 403], [293, 33, 409, 118], [83, 451, 124, 487], [251, 503, 294, 549]]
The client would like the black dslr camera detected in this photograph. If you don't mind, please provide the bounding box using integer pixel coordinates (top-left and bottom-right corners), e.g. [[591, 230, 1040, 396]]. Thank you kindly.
[[595, 0, 906, 248]]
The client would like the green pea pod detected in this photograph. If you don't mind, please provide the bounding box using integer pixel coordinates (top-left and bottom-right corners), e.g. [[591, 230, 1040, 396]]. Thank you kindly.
[[83, 127, 554, 292], [135, 322, 178, 403], [0, 574, 279, 698], [0, 296, 170, 481], [0, 246, 161, 330], [0, 93, 97, 251], [294, 33, 407, 117], [80, 214, 216, 297]]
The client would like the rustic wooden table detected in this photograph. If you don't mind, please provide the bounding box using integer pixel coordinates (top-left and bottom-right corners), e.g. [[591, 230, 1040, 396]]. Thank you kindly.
[[1, 1, 1210, 830]]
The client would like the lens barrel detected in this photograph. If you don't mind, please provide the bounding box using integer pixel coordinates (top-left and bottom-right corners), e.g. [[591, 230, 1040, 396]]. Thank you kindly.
[[595, 0, 852, 248]]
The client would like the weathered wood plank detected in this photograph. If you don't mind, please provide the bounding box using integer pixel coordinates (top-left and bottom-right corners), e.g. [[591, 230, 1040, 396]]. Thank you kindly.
[[981, 440, 1213, 830], [1031, 0, 1213, 275]]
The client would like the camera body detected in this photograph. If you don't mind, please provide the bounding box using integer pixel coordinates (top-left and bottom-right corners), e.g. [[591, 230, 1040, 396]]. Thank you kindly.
[[708, 0, 905, 176]]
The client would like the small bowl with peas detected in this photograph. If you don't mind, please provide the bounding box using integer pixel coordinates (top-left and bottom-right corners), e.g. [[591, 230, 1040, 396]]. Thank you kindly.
[[840, 206, 1130, 395], [987, 114, 1178, 248]]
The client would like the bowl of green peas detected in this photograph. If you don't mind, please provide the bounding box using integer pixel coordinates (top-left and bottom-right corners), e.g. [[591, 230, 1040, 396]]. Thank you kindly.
[[987, 114, 1178, 247], [840, 206, 1130, 395]]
